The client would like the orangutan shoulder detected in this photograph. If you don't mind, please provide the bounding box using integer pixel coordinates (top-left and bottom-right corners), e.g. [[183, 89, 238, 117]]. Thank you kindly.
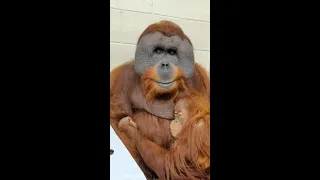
[[195, 62, 210, 80], [110, 60, 135, 90], [193, 62, 210, 95]]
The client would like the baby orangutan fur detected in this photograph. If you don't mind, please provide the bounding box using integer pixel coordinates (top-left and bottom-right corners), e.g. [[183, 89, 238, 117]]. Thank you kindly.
[[118, 89, 210, 180]]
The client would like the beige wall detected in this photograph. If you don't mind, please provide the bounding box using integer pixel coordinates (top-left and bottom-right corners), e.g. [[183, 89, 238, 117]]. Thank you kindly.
[[110, 0, 210, 72]]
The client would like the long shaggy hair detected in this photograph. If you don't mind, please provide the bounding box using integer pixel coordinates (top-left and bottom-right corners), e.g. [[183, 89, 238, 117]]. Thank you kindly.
[[165, 92, 210, 180]]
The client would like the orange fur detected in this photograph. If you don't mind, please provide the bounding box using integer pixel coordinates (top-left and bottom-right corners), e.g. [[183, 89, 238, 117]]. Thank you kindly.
[[110, 20, 210, 179], [111, 61, 210, 179], [117, 91, 210, 180], [194, 63, 210, 100], [141, 65, 188, 102], [166, 92, 210, 179], [138, 20, 192, 46]]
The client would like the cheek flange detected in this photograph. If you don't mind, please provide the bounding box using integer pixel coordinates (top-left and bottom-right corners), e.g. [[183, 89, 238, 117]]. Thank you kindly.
[[135, 32, 195, 79]]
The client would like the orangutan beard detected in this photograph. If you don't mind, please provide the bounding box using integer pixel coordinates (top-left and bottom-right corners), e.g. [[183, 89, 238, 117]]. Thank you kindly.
[[141, 66, 188, 102]]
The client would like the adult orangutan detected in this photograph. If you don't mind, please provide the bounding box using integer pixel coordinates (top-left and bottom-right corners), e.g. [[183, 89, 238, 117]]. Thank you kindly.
[[118, 89, 210, 180], [110, 20, 210, 179]]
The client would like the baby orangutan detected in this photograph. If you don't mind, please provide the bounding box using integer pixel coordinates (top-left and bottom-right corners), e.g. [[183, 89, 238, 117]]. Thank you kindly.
[[118, 91, 210, 180], [170, 98, 190, 138], [170, 95, 210, 170]]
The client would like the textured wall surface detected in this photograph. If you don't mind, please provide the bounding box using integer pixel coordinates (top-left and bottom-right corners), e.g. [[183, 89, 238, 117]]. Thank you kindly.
[[110, 0, 210, 72]]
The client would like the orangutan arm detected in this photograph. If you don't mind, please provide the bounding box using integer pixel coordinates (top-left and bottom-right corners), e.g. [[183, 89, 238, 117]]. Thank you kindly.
[[119, 115, 210, 180], [118, 117, 168, 179], [111, 62, 154, 174], [110, 62, 135, 121]]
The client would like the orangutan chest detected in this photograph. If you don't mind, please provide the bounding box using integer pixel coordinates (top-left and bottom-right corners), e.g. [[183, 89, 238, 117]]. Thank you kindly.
[[130, 85, 176, 120], [132, 110, 174, 148]]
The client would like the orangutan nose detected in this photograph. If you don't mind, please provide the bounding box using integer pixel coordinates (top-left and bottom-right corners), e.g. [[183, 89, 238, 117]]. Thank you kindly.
[[157, 61, 173, 81]]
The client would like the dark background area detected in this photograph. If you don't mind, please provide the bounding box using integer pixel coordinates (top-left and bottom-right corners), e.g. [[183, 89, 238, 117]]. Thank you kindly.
[[1, 0, 311, 179]]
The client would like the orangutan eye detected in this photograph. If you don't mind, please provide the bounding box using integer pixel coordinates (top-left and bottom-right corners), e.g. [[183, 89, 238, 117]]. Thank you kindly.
[[168, 49, 176, 55], [154, 47, 164, 54]]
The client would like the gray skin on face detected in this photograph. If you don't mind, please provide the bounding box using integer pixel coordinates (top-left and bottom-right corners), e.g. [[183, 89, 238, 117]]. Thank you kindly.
[[134, 32, 195, 82]]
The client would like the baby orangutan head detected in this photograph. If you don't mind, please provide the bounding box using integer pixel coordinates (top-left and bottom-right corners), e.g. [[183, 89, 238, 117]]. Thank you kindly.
[[170, 90, 210, 138]]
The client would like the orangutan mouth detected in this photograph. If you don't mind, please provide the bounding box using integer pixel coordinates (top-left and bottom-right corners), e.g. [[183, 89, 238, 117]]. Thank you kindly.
[[156, 81, 175, 88]]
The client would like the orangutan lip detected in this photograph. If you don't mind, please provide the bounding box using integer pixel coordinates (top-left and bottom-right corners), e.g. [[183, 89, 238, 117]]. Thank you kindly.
[[156, 81, 175, 88]]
